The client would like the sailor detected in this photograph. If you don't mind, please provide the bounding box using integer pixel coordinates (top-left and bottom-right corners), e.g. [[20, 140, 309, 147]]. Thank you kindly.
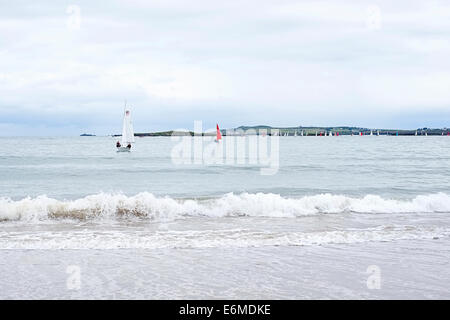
[[116, 141, 121, 148], [127, 144, 131, 149]]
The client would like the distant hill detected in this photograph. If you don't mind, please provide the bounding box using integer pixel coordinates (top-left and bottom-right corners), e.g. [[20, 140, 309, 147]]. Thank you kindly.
[[114, 126, 450, 137]]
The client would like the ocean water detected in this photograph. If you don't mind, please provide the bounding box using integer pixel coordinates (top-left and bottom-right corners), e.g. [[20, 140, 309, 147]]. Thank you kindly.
[[1, 136, 450, 299]]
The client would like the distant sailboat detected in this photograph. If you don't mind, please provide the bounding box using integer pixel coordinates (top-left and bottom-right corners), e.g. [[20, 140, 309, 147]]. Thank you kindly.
[[215, 124, 222, 142], [116, 103, 135, 152], [415, 131, 418, 136], [370, 130, 373, 136], [377, 130, 380, 136]]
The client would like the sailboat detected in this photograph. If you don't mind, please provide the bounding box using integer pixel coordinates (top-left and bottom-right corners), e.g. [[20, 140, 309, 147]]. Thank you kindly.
[[215, 124, 222, 142], [116, 104, 135, 152]]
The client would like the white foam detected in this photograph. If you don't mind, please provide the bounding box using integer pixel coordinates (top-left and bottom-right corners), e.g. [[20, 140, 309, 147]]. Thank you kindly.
[[1, 192, 450, 222], [0, 225, 448, 249]]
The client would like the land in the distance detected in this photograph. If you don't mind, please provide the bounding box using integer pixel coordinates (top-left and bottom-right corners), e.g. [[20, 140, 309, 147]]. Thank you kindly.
[[107, 125, 450, 137]]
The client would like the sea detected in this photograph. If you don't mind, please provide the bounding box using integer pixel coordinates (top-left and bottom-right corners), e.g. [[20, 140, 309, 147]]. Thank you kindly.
[[0, 135, 449, 299]]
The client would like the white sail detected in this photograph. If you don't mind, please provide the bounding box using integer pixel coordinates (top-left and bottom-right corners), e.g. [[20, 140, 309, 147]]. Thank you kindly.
[[122, 109, 135, 144]]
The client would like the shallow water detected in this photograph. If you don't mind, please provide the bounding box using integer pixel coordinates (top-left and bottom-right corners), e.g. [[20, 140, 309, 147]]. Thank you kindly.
[[2, 135, 450, 200]]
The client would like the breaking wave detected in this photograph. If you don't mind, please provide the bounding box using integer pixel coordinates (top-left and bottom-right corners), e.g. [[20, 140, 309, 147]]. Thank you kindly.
[[1, 192, 450, 222]]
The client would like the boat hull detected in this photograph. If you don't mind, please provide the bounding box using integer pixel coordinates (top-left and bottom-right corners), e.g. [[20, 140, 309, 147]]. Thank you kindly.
[[117, 147, 131, 152]]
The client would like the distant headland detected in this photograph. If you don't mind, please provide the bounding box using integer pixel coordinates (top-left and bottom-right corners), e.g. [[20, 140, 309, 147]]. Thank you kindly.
[[109, 125, 450, 137]]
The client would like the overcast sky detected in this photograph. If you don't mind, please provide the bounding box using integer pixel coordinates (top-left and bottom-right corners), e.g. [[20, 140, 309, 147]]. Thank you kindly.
[[1, 0, 450, 135]]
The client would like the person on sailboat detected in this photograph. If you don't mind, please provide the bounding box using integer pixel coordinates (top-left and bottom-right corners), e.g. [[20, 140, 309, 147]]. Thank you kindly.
[[117, 105, 135, 152], [116, 141, 121, 148], [215, 124, 222, 143]]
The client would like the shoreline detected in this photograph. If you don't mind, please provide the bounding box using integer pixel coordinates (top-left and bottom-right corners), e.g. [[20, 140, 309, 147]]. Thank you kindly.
[[2, 238, 449, 299], [105, 126, 450, 137]]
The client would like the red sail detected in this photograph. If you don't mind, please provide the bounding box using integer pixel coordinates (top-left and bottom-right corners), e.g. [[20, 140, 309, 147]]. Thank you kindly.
[[216, 124, 222, 140]]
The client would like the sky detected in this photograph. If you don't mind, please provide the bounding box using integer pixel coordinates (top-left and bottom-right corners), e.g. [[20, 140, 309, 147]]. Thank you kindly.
[[1, 0, 450, 135]]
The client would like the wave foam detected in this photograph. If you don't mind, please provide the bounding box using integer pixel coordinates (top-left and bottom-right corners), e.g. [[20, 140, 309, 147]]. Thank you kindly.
[[0, 226, 448, 249], [1, 192, 450, 222]]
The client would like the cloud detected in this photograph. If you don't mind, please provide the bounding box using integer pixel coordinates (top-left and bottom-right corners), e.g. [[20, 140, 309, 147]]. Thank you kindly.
[[1, 0, 450, 135]]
